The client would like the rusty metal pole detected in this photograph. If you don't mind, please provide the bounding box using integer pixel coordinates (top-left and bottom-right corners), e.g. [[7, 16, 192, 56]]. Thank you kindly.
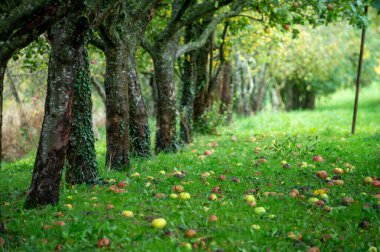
[[351, 6, 368, 134]]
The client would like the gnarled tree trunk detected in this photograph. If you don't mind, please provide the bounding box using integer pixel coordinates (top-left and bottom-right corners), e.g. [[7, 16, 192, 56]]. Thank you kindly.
[[65, 49, 98, 185], [104, 45, 130, 170], [25, 4, 88, 208]]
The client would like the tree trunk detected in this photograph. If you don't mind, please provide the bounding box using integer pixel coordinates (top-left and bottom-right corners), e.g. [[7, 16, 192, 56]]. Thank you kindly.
[[0, 208, 4, 233], [193, 42, 209, 128], [152, 43, 178, 154], [252, 63, 268, 113], [127, 41, 151, 157], [91, 77, 106, 104], [104, 45, 130, 170], [0, 60, 5, 169], [65, 48, 98, 185], [179, 25, 197, 145], [25, 5, 89, 208], [6, 69, 31, 151], [220, 61, 232, 123], [148, 74, 158, 116]]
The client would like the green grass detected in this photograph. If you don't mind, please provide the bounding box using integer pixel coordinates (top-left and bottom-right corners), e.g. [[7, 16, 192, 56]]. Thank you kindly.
[[1, 84, 379, 251]]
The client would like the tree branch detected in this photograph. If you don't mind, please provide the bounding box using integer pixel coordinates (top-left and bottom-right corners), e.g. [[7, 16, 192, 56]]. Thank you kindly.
[[88, 32, 106, 52], [175, 11, 237, 58]]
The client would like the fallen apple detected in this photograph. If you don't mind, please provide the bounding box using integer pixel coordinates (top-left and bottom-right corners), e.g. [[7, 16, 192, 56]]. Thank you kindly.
[[372, 180, 380, 187], [333, 168, 344, 175], [313, 156, 324, 162], [152, 218, 167, 229], [117, 181, 128, 188], [131, 172, 140, 177], [250, 224, 260, 230], [208, 215, 218, 222], [172, 185, 185, 193], [244, 195, 256, 203], [185, 229, 197, 238], [208, 194, 218, 201], [254, 207, 266, 215], [307, 247, 320, 252], [121, 210, 134, 218], [316, 171, 328, 179], [170, 193, 178, 199], [363, 177, 373, 184], [97, 238, 110, 248], [218, 175, 227, 181], [54, 221, 65, 227], [308, 198, 319, 204], [179, 192, 191, 200], [212, 186, 222, 194], [106, 203, 114, 209]]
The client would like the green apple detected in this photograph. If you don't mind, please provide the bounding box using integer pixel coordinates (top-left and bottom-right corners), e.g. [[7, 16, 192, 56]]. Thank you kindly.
[[121, 210, 134, 218], [244, 195, 256, 203], [152, 218, 167, 229], [254, 207, 266, 215], [308, 198, 319, 204], [170, 193, 178, 199], [179, 192, 191, 200]]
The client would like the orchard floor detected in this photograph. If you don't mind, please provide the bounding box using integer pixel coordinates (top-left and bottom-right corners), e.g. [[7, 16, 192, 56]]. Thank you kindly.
[[0, 84, 379, 251]]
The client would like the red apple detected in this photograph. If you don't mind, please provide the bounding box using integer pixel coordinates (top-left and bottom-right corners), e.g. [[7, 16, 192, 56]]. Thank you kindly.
[[97, 238, 110, 248], [313, 156, 324, 162], [316, 170, 328, 179]]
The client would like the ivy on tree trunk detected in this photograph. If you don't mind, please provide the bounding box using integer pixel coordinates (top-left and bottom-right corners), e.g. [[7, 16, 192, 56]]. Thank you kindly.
[[65, 48, 98, 185], [25, 2, 89, 208]]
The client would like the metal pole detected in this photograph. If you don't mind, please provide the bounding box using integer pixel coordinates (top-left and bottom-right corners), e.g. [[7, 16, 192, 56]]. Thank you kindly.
[[351, 6, 368, 134]]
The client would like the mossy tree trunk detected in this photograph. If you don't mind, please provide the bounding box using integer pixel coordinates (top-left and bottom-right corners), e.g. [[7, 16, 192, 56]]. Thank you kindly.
[[65, 48, 98, 185], [0, 61, 5, 169], [152, 42, 179, 154], [179, 25, 197, 144], [126, 38, 151, 158], [104, 45, 130, 170], [193, 41, 210, 128], [25, 3, 89, 208]]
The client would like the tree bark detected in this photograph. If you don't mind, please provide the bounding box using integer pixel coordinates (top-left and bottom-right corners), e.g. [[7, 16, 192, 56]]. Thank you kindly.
[[0, 61, 5, 169], [152, 43, 178, 154], [179, 25, 197, 145], [193, 41, 210, 128], [25, 6, 89, 207], [0, 208, 4, 233], [148, 74, 158, 116], [126, 40, 151, 157], [220, 61, 232, 123], [104, 45, 130, 170], [91, 77, 106, 104], [65, 48, 98, 185]]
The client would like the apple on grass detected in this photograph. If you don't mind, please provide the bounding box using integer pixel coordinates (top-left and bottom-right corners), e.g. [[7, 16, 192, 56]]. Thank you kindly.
[[97, 238, 110, 248], [244, 195, 256, 203], [152, 218, 167, 229], [121, 210, 134, 218], [179, 192, 191, 200], [254, 207, 266, 215]]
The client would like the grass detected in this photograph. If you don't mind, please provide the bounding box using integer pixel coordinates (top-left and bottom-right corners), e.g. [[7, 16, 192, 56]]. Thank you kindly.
[[0, 84, 379, 251]]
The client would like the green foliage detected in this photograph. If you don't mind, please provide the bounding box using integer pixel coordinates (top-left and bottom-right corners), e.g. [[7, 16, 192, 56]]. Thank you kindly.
[[194, 101, 227, 135]]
